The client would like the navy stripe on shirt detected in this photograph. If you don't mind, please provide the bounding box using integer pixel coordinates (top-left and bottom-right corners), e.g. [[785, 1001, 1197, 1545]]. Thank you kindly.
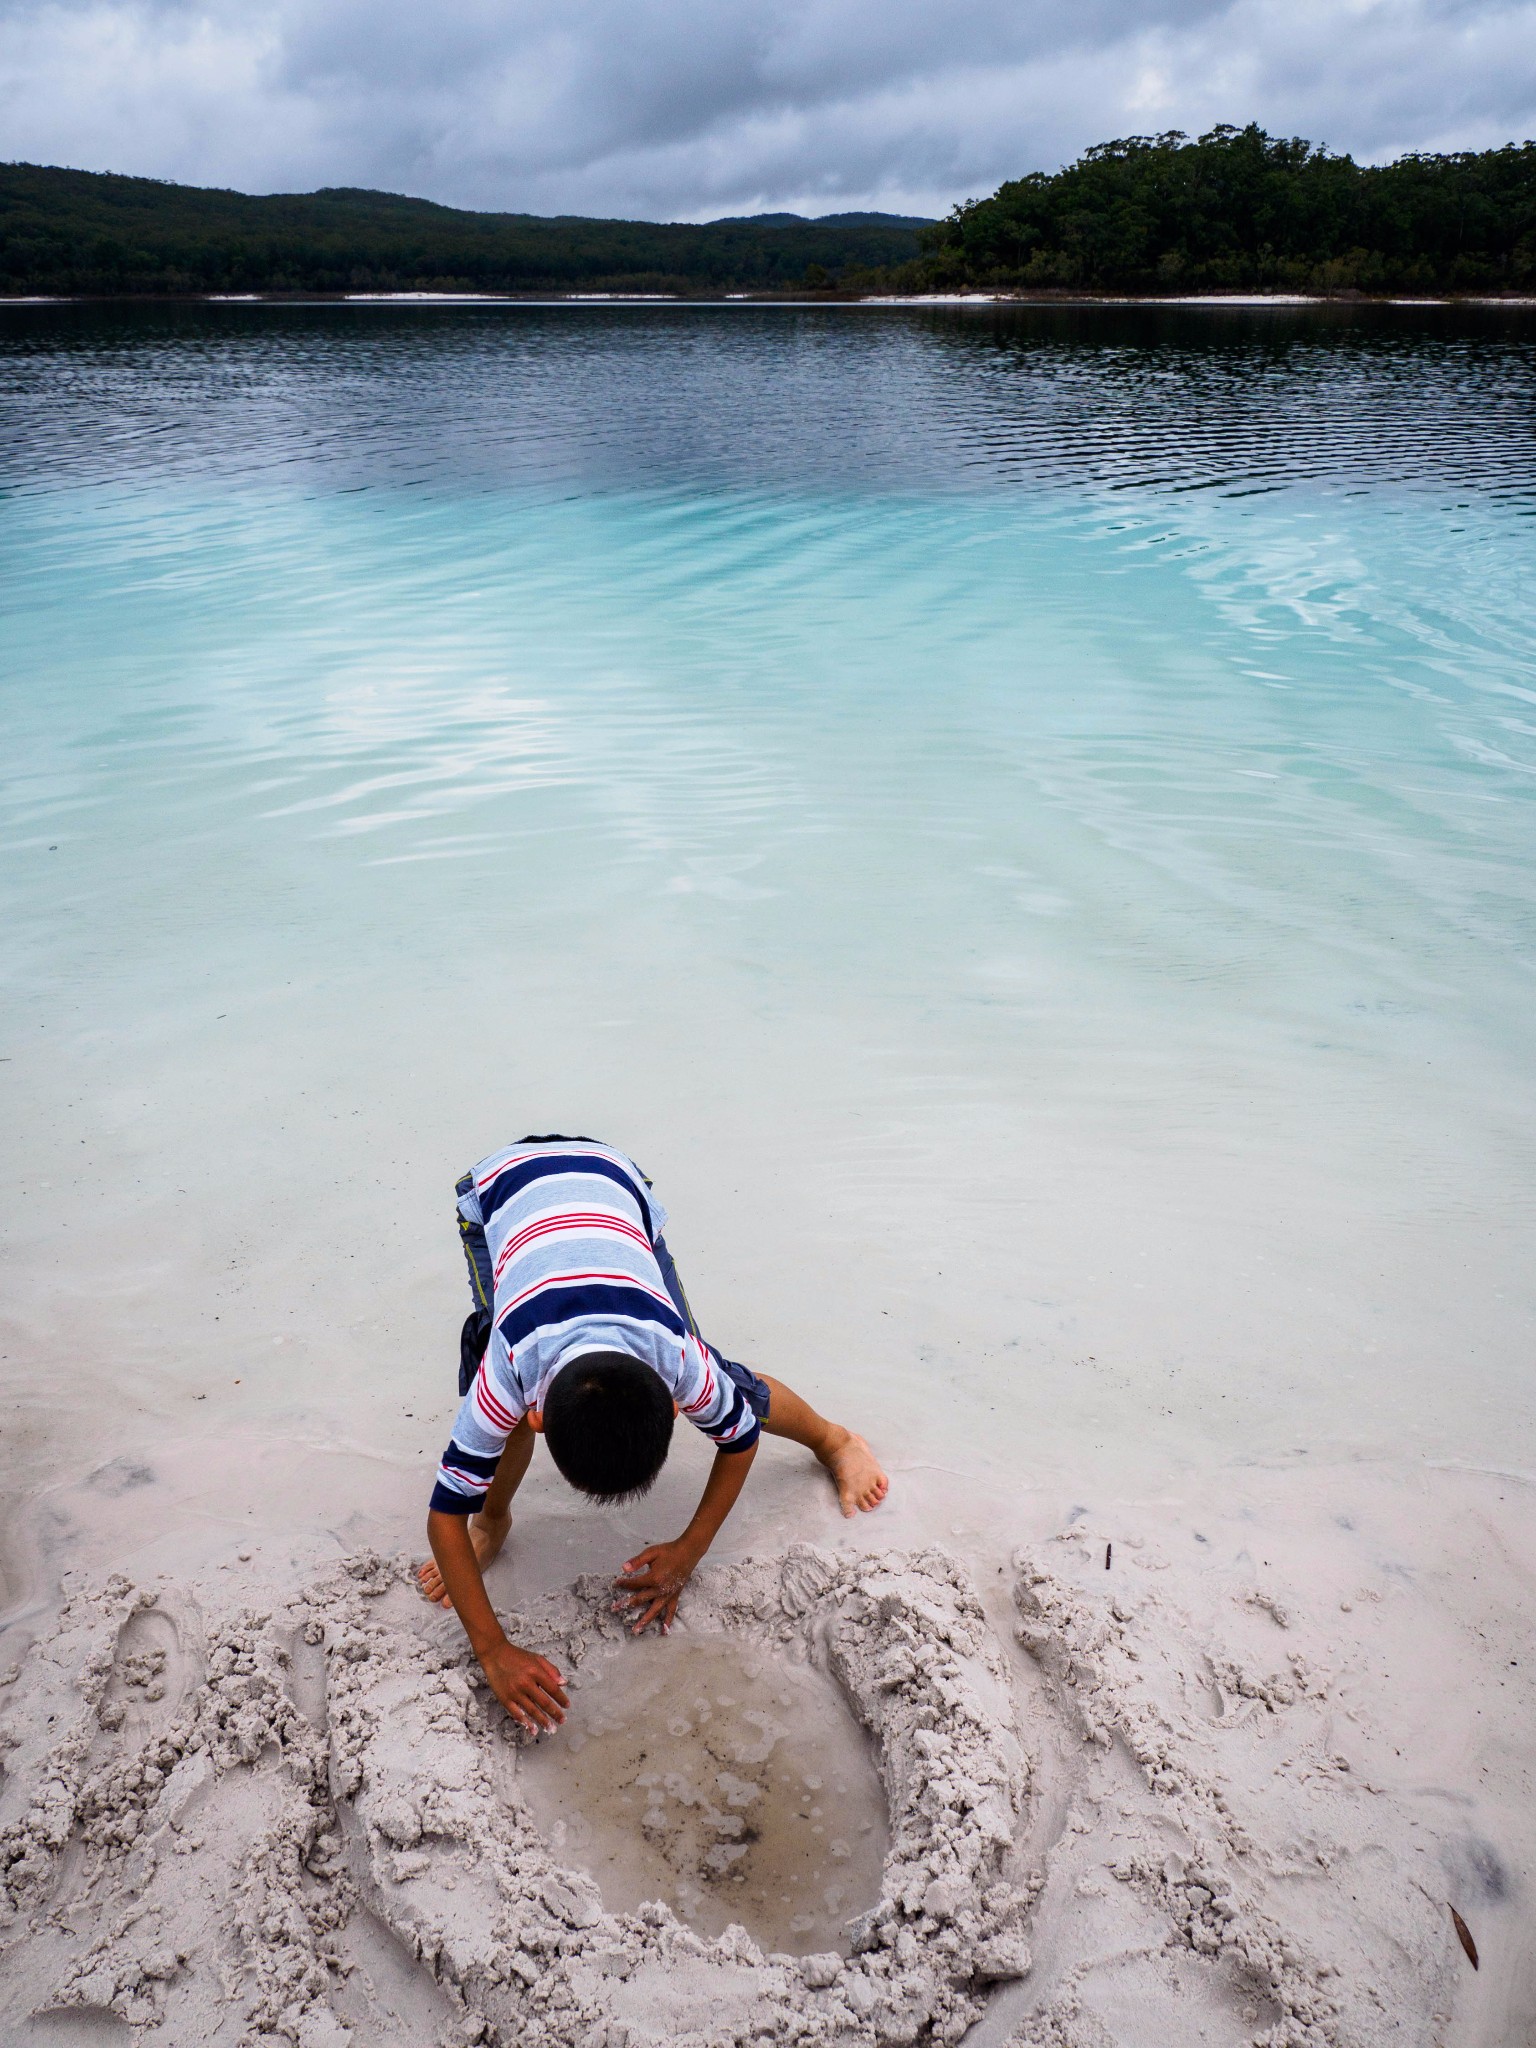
[[496, 1281, 685, 1353], [712, 1387, 757, 1449], [479, 1154, 655, 1242], [430, 1481, 480, 1514], [430, 1438, 506, 1514], [439, 1440, 502, 1480]]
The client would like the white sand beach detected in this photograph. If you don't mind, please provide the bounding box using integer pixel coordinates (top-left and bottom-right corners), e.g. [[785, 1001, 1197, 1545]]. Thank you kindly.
[[1, 1044, 1530, 2046], [0, 1412, 1529, 2044]]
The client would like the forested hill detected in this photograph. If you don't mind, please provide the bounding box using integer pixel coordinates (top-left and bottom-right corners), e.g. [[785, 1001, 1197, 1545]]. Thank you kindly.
[[5, 131, 1535, 298], [0, 164, 932, 297], [920, 126, 1536, 295]]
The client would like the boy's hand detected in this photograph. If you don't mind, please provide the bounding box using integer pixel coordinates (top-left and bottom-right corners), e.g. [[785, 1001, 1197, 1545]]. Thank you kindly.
[[614, 1539, 701, 1634], [478, 1640, 568, 1732]]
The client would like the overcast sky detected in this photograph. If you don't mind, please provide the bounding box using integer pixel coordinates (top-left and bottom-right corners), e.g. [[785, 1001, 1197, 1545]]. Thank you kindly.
[[2, 0, 1534, 220]]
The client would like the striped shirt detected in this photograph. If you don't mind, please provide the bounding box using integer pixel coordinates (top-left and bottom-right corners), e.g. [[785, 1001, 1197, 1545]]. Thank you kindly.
[[430, 1140, 760, 1513]]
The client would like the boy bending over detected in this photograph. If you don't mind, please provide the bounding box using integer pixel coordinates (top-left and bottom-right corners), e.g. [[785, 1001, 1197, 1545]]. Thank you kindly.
[[418, 1136, 887, 1732]]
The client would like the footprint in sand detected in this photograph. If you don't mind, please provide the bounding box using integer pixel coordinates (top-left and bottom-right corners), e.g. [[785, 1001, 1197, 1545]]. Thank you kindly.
[[95, 1598, 198, 1739]]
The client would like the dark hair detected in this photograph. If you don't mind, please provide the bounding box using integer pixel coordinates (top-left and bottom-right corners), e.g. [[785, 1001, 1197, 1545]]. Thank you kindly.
[[541, 1352, 675, 1503]]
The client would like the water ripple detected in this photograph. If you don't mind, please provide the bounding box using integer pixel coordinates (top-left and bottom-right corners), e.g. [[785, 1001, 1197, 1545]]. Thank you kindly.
[[2, 303, 1536, 508]]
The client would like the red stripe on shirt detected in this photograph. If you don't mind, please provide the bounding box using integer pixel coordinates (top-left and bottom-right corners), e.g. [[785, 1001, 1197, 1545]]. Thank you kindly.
[[474, 1369, 520, 1432], [498, 1269, 678, 1317], [681, 1354, 718, 1416], [493, 1210, 652, 1282]]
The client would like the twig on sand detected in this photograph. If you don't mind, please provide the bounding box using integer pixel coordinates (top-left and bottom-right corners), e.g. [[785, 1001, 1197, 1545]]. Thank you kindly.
[[1450, 1906, 1479, 1969]]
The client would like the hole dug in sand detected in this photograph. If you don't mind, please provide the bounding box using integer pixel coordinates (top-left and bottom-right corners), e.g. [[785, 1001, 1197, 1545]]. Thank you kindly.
[[348, 1542, 1034, 2044], [517, 1633, 889, 1954]]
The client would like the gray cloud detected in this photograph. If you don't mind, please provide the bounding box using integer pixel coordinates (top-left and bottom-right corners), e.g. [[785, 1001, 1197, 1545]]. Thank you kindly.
[[0, 0, 1533, 219]]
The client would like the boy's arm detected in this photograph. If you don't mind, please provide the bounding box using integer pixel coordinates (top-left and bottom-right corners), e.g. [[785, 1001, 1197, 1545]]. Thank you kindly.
[[613, 1441, 758, 1634], [426, 1509, 569, 1730]]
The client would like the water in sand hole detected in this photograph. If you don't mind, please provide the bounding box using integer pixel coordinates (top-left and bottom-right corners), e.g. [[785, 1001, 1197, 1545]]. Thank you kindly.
[[517, 1635, 888, 1955]]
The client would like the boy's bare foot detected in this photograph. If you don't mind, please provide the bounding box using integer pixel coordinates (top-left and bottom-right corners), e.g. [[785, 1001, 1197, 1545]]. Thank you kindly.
[[417, 1509, 511, 1606], [819, 1428, 889, 1518]]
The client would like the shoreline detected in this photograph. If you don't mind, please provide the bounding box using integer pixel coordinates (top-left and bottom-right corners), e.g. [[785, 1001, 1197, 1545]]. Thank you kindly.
[[5, 289, 1536, 309]]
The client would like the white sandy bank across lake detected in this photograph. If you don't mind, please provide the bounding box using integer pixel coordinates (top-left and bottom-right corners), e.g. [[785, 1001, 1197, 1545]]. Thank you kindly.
[[0, 1448, 1528, 2048]]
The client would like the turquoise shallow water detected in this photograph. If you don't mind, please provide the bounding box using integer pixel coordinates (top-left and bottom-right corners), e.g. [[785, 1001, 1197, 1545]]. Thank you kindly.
[[2, 304, 1535, 1484]]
